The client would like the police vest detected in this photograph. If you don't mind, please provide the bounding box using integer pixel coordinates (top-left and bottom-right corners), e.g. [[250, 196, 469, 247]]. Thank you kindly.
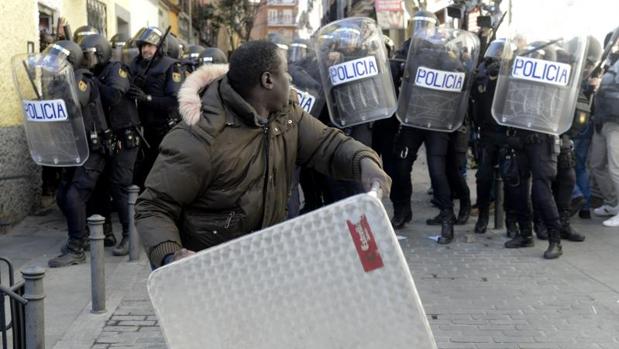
[[99, 61, 140, 130], [75, 69, 109, 134]]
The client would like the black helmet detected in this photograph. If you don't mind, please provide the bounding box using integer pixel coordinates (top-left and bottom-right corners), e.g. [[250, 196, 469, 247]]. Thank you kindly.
[[110, 32, 130, 49], [78, 33, 112, 69], [484, 38, 509, 59], [133, 27, 164, 48], [121, 39, 139, 65], [42, 40, 84, 70], [73, 25, 99, 42], [183, 45, 206, 63], [166, 34, 183, 59], [412, 10, 438, 37], [199, 47, 228, 64], [289, 38, 311, 63]]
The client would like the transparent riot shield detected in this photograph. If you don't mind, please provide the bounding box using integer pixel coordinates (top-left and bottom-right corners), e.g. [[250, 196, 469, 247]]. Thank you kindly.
[[396, 28, 480, 132], [10, 53, 89, 166], [492, 34, 587, 135], [148, 193, 437, 349], [289, 60, 325, 116], [314, 17, 397, 128]]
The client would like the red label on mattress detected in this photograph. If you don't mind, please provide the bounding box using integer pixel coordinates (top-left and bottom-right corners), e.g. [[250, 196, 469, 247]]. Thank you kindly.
[[347, 215, 384, 272]]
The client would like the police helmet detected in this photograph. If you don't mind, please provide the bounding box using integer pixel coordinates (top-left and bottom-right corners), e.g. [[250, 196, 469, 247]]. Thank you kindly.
[[42, 40, 84, 70], [121, 39, 139, 65], [289, 38, 310, 63], [412, 10, 438, 37], [524, 41, 556, 61], [166, 34, 183, 59], [484, 38, 511, 59], [133, 27, 164, 48], [332, 26, 362, 51], [78, 33, 112, 69], [110, 32, 130, 49], [183, 45, 206, 62], [266, 32, 289, 51], [73, 25, 99, 42], [199, 47, 228, 65]]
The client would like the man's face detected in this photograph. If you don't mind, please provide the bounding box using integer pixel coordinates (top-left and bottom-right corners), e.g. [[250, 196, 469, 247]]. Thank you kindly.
[[141, 43, 157, 60], [270, 50, 291, 110]]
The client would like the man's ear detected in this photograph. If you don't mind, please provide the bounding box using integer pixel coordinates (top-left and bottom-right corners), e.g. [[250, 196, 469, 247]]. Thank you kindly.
[[260, 71, 274, 90]]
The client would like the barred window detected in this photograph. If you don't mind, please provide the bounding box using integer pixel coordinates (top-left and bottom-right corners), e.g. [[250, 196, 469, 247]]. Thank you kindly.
[[87, 0, 107, 36]]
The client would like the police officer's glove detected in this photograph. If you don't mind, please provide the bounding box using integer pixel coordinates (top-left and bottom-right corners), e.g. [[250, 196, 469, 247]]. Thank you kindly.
[[360, 157, 392, 199], [127, 84, 150, 102]]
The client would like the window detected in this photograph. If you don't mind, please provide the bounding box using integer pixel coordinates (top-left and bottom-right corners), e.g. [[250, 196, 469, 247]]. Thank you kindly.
[[87, 0, 107, 36]]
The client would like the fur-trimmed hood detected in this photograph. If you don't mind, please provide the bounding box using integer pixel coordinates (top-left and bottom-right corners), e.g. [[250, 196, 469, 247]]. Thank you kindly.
[[178, 64, 229, 126]]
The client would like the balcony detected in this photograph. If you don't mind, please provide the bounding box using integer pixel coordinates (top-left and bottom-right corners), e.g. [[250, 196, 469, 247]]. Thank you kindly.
[[267, 0, 297, 6], [268, 16, 297, 26]]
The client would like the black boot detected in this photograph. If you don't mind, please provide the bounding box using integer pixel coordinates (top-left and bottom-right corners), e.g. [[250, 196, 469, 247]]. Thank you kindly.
[[103, 218, 117, 247], [456, 198, 471, 225], [474, 207, 489, 234], [437, 209, 455, 244], [560, 210, 585, 242], [505, 211, 519, 238], [504, 228, 534, 248], [50, 239, 86, 268], [533, 215, 548, 240], [113, 236, 130, 256], [544, 230, 563, 259], [426, 213, 441, 225], [391, 203, 412, 230]]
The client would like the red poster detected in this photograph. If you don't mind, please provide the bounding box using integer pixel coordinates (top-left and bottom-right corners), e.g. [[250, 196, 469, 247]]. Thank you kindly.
[[347, 215, 384, 272]]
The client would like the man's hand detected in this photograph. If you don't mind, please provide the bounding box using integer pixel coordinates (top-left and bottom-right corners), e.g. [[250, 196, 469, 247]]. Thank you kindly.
[[360, 157, 391, 198], [127, 84, 150, 102], [173, 248, 196, 262]]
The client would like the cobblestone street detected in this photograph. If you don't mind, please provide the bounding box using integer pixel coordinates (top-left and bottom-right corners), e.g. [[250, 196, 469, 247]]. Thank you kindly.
[[2, 157, 619, 349]]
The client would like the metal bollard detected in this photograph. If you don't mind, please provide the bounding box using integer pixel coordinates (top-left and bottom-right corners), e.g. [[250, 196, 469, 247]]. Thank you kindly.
[[88, 215, 106, 313], [22, 266, 45, 349], [494, 168, 505, 230], [128, 185, 141, 261]]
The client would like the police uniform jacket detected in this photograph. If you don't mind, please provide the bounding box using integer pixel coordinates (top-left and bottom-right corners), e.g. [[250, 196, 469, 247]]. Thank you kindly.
[[96, 61, 139, 130], [129, 55, 183, 131], [135, 64, 382, 267]]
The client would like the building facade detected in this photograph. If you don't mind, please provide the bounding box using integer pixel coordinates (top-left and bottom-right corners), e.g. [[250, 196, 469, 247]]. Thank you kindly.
[[0, 0, 160, 230], [252, 0, 299, 42]]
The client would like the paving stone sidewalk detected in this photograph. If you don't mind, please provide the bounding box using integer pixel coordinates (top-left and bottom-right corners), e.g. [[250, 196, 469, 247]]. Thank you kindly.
[[3, 155, 619, 349]]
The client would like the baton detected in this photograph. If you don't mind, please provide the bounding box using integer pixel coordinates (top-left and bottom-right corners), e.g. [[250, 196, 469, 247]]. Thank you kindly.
[[22, 60, 41, 100]]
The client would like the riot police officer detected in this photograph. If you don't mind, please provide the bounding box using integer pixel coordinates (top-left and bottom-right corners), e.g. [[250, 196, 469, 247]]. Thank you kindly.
[[471, 39, 520, 237], [79, 33, 142, 256], [46, 40, 112, 267], [391, 10, 468, 244], [127, 27, 184, 190], [499, 41, 576, 259], [110, 32, 130, 62]]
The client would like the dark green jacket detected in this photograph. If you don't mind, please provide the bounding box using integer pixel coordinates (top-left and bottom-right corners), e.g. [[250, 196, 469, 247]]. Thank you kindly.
[[135, 65, 380, 267]]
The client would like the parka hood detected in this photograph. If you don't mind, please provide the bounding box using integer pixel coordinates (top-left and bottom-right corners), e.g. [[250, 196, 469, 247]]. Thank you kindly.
[[178, 64, 229, 126]]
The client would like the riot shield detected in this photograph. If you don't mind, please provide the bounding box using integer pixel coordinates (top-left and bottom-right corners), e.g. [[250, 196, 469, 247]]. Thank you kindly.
[[314, 17, 397, 128], [148, 193, 437, 349], [10, 53, 89, 166], [396, 28, 480, 132], [492, 35, 587, 135], [289, 59, 325, 116]]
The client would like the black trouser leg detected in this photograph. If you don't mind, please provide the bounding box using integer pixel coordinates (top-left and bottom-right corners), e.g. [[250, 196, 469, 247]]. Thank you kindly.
[[109, 147, 139, 236]]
